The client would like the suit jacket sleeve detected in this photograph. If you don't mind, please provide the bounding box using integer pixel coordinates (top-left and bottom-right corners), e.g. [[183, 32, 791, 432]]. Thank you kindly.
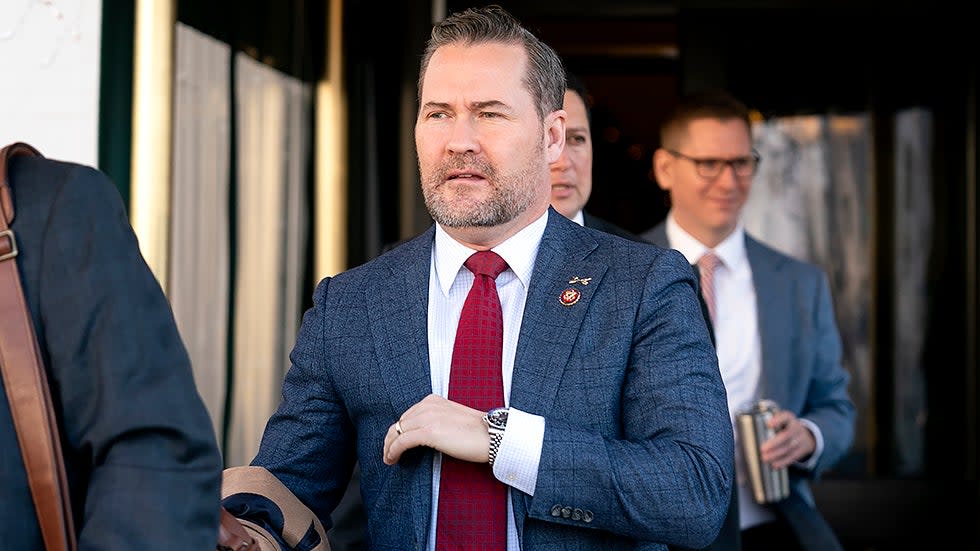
[[800, 270, 855, 477], [35, 163, 223, 548], [239, 276, 357, 526]]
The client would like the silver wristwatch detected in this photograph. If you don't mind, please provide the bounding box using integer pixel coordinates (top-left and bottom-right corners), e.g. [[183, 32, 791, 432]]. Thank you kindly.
[[483, 407, 509, 466]]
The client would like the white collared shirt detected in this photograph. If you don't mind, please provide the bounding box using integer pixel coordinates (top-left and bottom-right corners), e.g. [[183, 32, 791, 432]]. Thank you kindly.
[[426, 210, 548, 551]]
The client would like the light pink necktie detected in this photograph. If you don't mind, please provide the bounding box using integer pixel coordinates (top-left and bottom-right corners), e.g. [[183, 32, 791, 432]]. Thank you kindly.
[[697, 251, 721, 324]]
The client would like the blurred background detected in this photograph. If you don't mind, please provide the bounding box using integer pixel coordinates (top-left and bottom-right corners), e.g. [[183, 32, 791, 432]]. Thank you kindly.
[[1, 0, 977, 548]]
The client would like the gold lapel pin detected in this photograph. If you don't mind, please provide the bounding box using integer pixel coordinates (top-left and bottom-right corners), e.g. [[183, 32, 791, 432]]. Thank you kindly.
[[568, 276, 592, 286]]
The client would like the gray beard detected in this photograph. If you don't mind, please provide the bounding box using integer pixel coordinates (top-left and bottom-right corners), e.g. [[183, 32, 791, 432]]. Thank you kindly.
[[422, 155, 536, 228], [425, 187, 525, 227]]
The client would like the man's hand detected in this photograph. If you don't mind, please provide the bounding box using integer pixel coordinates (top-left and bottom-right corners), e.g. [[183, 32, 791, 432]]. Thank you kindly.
[[760, 410, 815, 469], [383, 394, 490, 465], [217, 507, 255, 551]]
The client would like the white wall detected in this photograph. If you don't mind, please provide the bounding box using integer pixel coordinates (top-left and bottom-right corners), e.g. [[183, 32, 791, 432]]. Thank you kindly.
[[0, 0, 103, 167]]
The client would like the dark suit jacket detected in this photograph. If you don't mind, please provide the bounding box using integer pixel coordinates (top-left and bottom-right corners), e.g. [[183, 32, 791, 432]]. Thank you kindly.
[[233, 209, 734, 550], [643, 221, 855, 551], [1, 154, 223, 549], [582, 211, 644, 242]]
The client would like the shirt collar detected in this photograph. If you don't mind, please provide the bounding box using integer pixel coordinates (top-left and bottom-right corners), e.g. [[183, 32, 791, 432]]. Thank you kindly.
[[665, 212, 747, 270], [433, 210, 548, 295], [570, 210, 585, 226]]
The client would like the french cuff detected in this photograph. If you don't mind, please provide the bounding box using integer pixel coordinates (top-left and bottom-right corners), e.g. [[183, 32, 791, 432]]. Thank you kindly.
[[795, 418, 824, 470], [491, 407, 544, 496]]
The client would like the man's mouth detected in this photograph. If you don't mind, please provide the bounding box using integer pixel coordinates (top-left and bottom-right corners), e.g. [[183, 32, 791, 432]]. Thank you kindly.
[[447, 170, 486, 182], [551, 183, 575, 196]]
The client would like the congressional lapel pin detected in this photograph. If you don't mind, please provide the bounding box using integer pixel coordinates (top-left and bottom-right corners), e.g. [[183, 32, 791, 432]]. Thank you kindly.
[[559, 288, 581, 307], [568, 276, 592, 286]]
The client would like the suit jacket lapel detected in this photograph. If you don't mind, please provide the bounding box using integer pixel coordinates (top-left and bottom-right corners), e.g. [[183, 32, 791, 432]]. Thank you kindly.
[[370, 228, 435, 414], [509, 212, 606, 415], [746, 235, 793, 403]]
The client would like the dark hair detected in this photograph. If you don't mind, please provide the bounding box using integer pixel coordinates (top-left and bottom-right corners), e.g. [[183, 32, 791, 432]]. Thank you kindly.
[[564, 70, 592, 125], [418, 4, 565, 121], [659, 89, 752, 149]]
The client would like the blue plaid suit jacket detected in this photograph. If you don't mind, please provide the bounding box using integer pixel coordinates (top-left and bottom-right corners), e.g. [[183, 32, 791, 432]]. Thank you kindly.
[[242, 209, 734, 550]]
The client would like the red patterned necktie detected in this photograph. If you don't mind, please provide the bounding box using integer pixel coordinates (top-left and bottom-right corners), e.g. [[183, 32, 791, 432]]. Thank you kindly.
[[436, 250, 509, 551], [697, 251, 721, 324]]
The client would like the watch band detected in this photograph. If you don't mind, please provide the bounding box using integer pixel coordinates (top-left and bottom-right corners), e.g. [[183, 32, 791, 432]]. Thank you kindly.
[[484, 407, 508, 467], [488, 431, 504, 466]]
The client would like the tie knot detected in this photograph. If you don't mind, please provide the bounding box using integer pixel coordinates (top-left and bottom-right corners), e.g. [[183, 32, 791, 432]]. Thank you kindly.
[[698, 251, 721, 273], [465, 250, 509, 279]]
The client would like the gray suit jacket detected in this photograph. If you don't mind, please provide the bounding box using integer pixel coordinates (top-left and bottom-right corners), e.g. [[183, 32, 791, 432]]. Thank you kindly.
[[235, 209, 734, 550], [642, 221, 855, 548], [2, 155, 223, 549]]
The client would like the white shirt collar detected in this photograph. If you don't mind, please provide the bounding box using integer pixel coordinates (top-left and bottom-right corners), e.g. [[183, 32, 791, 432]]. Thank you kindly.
[[570, 210, 585, 226], [433, 210, 549, 296], [665, 212, 748, 271]]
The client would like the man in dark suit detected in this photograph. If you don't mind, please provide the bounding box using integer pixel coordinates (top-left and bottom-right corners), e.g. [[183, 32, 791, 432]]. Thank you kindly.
[[224, 6, 732, 551], [641, 90, 854, 551], [549, 71, 643, 243], [1, 144, 223, 549]]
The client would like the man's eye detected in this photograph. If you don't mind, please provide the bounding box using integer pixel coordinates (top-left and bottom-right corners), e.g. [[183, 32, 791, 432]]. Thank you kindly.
[[698, 160, 721, 172], [732, 159, 751, 171]]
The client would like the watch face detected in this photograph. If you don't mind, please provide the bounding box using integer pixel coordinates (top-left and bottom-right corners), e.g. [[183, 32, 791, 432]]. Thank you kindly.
[[487, 407, 508, 429]]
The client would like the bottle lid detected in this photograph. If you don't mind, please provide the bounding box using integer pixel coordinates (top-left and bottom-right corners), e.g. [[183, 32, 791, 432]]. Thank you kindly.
[[738, 398, 780, 416]]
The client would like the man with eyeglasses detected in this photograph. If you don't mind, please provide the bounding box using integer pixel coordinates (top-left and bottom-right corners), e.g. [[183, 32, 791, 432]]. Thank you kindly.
[[641, 90, 855, 551]]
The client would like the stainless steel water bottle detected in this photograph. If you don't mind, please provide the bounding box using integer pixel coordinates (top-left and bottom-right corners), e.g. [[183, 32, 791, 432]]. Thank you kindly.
[[736, 399, 790, 504]]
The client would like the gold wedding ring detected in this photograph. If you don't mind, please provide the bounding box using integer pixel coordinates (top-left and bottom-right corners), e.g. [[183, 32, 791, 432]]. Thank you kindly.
[[395, 420, 403, 435]]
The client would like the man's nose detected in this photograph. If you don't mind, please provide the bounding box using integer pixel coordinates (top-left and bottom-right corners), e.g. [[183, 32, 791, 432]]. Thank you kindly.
[[446, 119, 480, 155]]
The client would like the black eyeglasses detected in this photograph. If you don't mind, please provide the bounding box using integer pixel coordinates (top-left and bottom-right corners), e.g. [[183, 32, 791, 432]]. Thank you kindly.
[[665, 149, 761, 179]]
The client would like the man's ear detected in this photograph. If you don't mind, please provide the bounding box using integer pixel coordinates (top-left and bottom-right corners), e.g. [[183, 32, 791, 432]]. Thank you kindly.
[[652, 148, 672, 191], [544, 109, 566, 164]]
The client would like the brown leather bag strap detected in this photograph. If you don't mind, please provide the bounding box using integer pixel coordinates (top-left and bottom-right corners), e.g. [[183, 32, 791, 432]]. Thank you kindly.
[[0, 142, 77, 551]]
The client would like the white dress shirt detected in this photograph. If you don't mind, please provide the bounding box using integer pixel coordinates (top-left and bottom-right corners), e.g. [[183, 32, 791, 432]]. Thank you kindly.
[[426, 210, 549, 551], [665, 214, 824, 529]]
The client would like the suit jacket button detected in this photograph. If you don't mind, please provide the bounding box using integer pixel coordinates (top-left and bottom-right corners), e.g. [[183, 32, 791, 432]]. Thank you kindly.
[[561, 506, 572, 518], [550, 505, 563, 517], [571, 508, 583, 521], [583, 510, 594, 523]]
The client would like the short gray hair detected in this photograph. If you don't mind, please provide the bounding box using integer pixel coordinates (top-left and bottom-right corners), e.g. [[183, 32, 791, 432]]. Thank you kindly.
[[418, 4, 565, 121]]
